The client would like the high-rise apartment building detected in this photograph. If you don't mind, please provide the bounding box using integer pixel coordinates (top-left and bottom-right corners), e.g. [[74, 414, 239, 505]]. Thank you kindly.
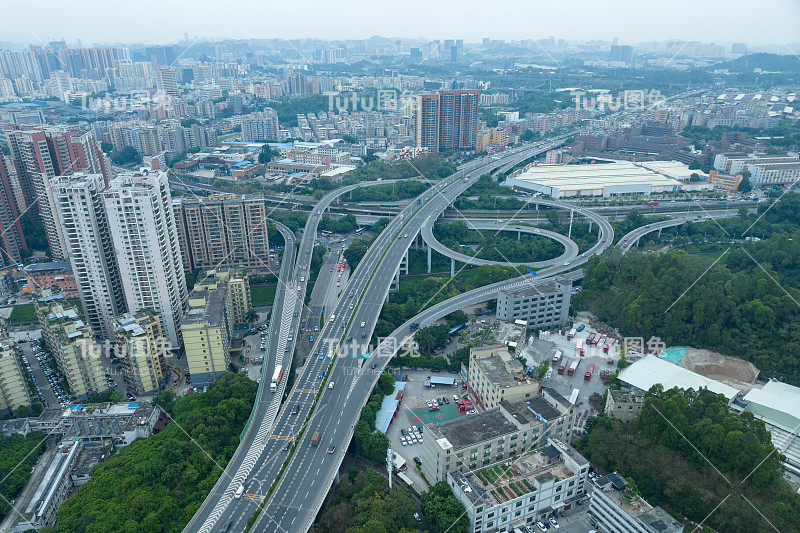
[[4, 125, 110, 259], [0, 157, 26, 266], [241, 110, 280, 142], [415, 89, 479, 152], [113, 310, 167, 395], [35, 291, 108, 399], [51, 173, 127, 339], [104, 170, 187, 348], [173, 194, 269, 272], [155, 67, 178, 97], [415, 93, 441, 151], [0, 336, 32, 415], [438, 89, 479, 150]]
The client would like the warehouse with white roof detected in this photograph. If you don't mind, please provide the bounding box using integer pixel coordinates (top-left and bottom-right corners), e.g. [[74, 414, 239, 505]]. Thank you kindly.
[[617, 355, 739, 402], [736, 380, 800, 475], [504, 161, 682, 198]]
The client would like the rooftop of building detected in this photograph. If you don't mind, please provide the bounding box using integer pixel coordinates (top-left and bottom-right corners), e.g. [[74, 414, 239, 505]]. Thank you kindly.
[[498, 278, 564, 299], [450, 440, 585, 508], [72, 445, 111, 475], [428, 408, 518, 451], [473, 353, 528, 388], [500, 397, 561, 426], [618, 355, 739, 401], [639, 506, 685, 533], [742, 379, 800, 434], [183, 285, 228, 327], [114, 310, 158, 337], [543, 387, 573, 410], [22, 260, 72, 274], [596, 482, 653, 518], [511, 161, 683, 190], [609, 389, 646, 404]]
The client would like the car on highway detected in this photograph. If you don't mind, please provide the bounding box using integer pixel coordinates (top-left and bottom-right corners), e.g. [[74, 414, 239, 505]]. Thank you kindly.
[[292, 404, 299, 414], [328, 382, 334, 389], [346, 336, 353, 342], [563, 262, 569, 266], [318, 372, 324, 379], [360, 321, 366, 327], [371, 364, 377, 369], [326, 445, 336, 454], [349, 292, 354, 298]]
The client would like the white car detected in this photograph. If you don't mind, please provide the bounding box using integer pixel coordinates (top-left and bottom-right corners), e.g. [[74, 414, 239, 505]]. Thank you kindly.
[[536, 522, 548, 532], [328, 382, 334, 389], [549, 517, 560, 529]]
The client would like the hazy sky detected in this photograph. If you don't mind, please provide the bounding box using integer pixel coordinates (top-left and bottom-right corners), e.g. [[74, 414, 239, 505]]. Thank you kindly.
[[3, 0, 800, 48]]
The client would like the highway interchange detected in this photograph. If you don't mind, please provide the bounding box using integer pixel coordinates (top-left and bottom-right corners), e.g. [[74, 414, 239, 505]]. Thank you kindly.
[[184, 133, 743, 533]]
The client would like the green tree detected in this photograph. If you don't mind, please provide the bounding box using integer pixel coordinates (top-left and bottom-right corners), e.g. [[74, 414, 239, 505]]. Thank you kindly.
[[738, 170, 753, 193], [422, 482, 470, 533], [110, 146, 141, 165]]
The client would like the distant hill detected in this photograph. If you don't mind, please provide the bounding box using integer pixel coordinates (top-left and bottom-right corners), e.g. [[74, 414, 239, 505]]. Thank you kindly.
[[712, 53, 800, 74]]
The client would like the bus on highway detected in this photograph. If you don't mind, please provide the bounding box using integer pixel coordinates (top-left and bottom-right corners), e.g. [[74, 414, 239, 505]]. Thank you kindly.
[[270, 364, 283, 392]]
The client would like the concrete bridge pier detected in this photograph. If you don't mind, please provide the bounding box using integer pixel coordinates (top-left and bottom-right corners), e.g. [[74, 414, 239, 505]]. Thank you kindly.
[[427, 246, 432, 274]]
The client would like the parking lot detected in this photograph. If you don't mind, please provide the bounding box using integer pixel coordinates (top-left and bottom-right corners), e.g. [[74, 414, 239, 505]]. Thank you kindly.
[[384, 369, 467, 491], [21, 338, 71, 409], [519, 318, 618, 438]]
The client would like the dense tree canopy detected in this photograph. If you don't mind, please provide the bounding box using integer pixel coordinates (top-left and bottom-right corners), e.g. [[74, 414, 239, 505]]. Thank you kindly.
[[422, 481, 470, 533], [316, 468, 424, 533], [50, 373, 257, 533], [0, 432, 45, 521], [578, 387, 800, 533], [577, 226, 800, 384]]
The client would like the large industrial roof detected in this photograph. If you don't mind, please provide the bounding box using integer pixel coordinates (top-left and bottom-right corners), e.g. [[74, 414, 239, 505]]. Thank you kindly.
[[618, 355, 739, 401], [742, 380, 800, 434], [511, 161, 682, 191]]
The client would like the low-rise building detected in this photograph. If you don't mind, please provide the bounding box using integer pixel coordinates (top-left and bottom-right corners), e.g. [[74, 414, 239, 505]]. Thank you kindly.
[[181, 284, 232, 387], [707, 170, 743, 192], [27, 401, 164, 447], [12, 439, 81, 532], [0, 336, 31, 415], [604, 389, 646, 422], [420, 390, 575, 483], [22, 261, 78, 297], [495, 276, 572, 330], [35, 291, 108, 400], [113, 310, 167, 395], [467, 345, 540, 410], [589, 473, 683, 533], [448, 438, 589, 533], [734, 379, 800, 476]]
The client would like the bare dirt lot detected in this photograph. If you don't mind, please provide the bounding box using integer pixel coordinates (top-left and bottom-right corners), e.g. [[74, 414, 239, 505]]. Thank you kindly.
[[680, 348, 759, 392]]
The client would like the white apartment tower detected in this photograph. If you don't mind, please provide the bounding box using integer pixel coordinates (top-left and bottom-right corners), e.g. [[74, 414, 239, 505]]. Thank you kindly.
[[104, 170, 187, 348], [51, 173, 127, 339]]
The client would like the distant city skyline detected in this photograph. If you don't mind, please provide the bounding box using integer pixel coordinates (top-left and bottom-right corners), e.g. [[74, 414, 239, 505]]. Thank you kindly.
[[3, 0, 800, 49]]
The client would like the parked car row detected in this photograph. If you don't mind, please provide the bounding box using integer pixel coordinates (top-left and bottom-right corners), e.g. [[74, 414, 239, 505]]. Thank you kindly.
[[400, 425, 423, 446], [28, 340, 69, 408]]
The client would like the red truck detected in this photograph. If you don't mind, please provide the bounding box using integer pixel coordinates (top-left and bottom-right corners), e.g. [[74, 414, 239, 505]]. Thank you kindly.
[[584, 363, 596, 381], [648, 201, 659, 206], [603, 339, 616, 354], [311, 431, 322, 446], [558, 361, 566, 375], [567, 360, 579, 377]]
